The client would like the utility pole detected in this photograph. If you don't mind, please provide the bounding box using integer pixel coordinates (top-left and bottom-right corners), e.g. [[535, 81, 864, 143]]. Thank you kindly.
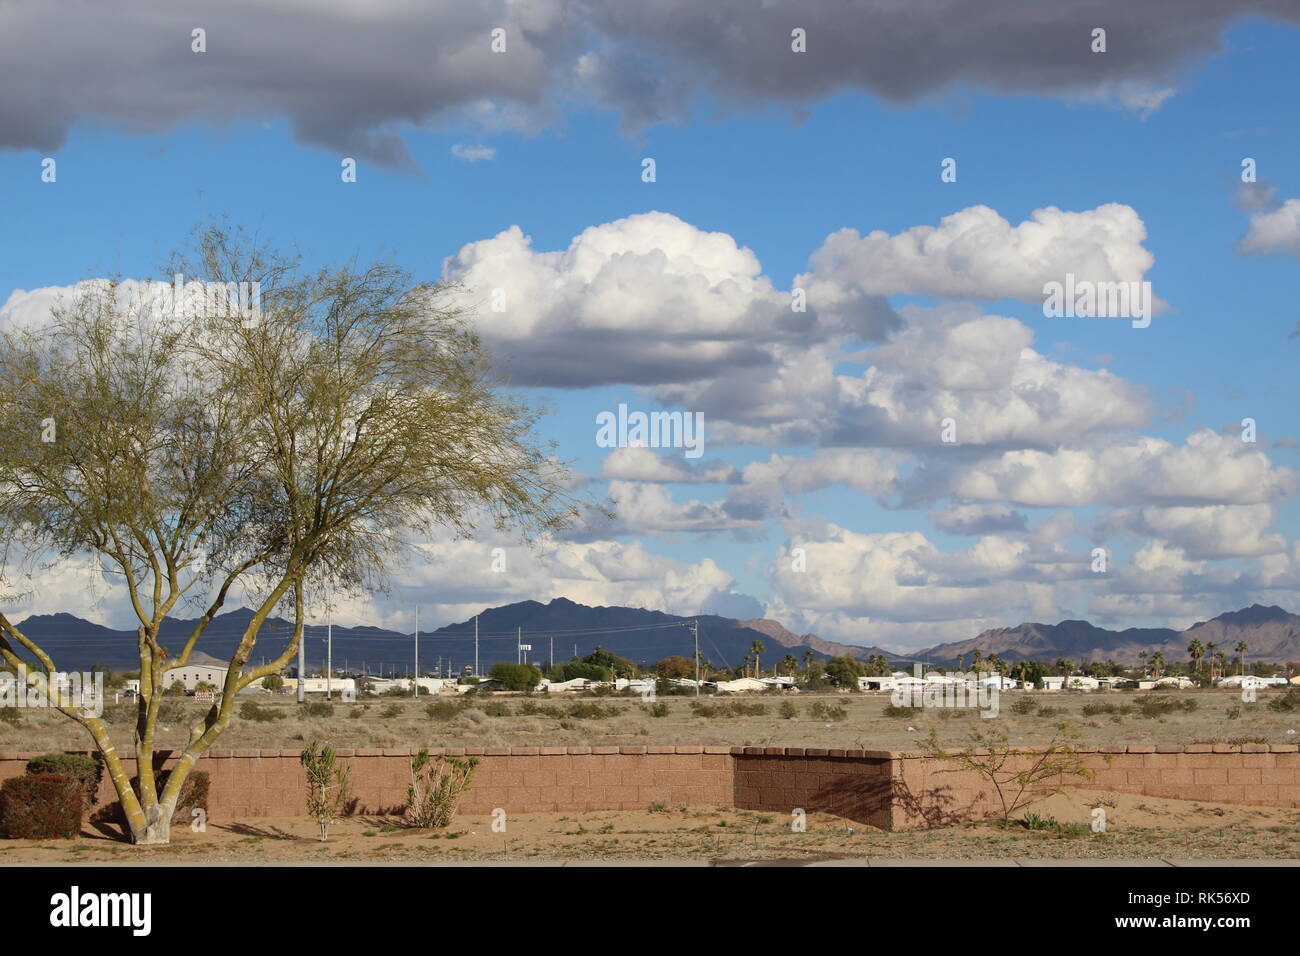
[[549, 635, 554, 673], [326, 615, 333, 700], [691, 619, 700, 697], [517, 626, 521, 665], [474, 615, 479, 678], [413, 606, 420, 698]]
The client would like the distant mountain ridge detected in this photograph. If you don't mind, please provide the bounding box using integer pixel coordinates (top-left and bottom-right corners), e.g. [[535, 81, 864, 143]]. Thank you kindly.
[[9, 598, 878, 673], [11, 600, 1300, 672], [915, 604, 1300, 666]]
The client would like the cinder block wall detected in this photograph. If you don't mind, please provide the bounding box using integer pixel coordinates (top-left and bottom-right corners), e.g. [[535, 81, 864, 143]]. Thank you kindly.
[[730, 747, 896, 829], [2, 742, 1297, 831], [0, 745, 736, 820]]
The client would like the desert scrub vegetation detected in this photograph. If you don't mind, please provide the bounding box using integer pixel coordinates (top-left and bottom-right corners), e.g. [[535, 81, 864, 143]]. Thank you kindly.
[[808, 701, 847, 721], [1267, 688, 1300, 713], [405, 748, 479, 829], [240, 700, 288, 723], [882, 703, 921, 719], [1135, 695, 1197, 718], [301, 742, 351, 842], [926, 723, 1101, 822], [689, 700, 768, 718]]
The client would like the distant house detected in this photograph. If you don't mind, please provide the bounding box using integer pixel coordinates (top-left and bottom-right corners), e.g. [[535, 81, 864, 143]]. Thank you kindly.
[[1040, 676, 1065, 691], [539, 677, 598, 693], [163, 663, 228, 692], [978, 675, 1020, 690], [859, 676, 898, 692], [1154, 676, 1195, 689], [1216, 675, 1270, 689], [714, 677, 767, 694]]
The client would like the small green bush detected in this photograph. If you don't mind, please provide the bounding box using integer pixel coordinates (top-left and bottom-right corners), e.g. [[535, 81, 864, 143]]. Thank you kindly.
[[809, 701, 847, 721], [779, 700, 798, 719], [0, 774, 84, 838], [567, 701, 617, 719], [646, 701, 670, 718], [27, 753, 102, 807], [1267, 688, 1300, 713], [1135, 695, 1196, 718], [239, 700, 287, 722], [303, 701, 334, 718], [0, 706, 21, 725], [425, 700, 463, 721], [882, 704, 920, 719]]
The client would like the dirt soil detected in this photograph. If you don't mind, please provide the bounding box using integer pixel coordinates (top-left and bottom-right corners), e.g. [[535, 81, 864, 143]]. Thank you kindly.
[[3, 789, 1298, 864]]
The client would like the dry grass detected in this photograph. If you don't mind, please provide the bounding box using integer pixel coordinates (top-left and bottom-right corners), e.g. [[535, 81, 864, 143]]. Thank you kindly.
[[4, 687, 1298, 754], [3, 789, 1299, 863]]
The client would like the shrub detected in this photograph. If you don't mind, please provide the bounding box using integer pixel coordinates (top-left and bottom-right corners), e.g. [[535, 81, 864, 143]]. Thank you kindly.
[[809, 701, 847, 721], [517, 699, 560, 717], [1267, 688, 1300, 713], [425, 700, 463, 720], [379, 704, 403, 719], [779, 700, 798, 719], [239, 700, 286, 722], [0, 774, 84, 838], [301, 742, 351, 841], [303, 701, 334, 718], [926, 724, 1100, 822], [27, 753, 102, 807], [1135, 695, 1195, 718], [406, 749, 479, 828], [882, 704, 920, 719], [646, 701, 670, 718], [567, 701, 617, 719], [1010, 698, 1037, 716], [479, 700, 511, 718], [688, 700, 767, 718], [489, 662, 542, 692], [547, 661, 612, 683], [0, 706, 21, 725]]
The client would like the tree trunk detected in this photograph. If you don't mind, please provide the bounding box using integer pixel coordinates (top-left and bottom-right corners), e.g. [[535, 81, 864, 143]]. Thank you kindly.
[[130, 800, 174, 845]]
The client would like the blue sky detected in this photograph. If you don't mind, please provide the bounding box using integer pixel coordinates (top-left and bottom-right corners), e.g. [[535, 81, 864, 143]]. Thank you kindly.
[[2, 5, 1300, 651]]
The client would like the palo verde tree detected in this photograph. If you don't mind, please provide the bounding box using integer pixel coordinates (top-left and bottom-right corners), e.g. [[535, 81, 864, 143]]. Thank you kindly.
[[0, 225, 585, 844]]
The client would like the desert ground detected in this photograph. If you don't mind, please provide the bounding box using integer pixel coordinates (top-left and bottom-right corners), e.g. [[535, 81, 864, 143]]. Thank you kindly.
[[4, 687, 1297, 754], [2, 789, 1298, 864]]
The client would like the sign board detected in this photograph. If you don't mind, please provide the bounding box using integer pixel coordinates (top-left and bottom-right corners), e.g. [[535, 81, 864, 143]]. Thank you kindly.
[[194, 691, 216, 703], [519, 644, 532, 651]]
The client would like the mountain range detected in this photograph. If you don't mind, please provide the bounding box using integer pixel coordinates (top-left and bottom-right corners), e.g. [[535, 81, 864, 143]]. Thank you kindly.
[[8, 600, 1300, 673], [916, 604, 1300, 668]]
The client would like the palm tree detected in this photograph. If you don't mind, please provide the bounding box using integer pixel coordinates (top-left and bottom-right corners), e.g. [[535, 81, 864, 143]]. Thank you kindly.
[[1205, 642, 1218, 679], [1188, 639, 1205, 677], [1151, 651, 1165, 678], [782, 654, 798, 676], [1213, 650, 1227, 679], [749, 640, 766, 678], [1138, 649, 1149, 675], [1236, 641, 1249, 676], [801, 650, 815, 671], [1055, 658, 1075, 689]]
